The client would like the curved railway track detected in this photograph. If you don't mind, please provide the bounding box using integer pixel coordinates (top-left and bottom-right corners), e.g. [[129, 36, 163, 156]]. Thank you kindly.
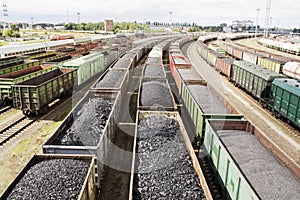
[[187, 41, 300, 165], [205, 39, 300, 139]]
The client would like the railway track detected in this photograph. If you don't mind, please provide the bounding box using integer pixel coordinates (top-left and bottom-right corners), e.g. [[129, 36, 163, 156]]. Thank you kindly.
[[235, 38, 300, 61], [205, 40, 300, 140], [0, 116, 36, 150], [0, 65, 108, 154], [0, 106, 12, 115], [187, 41, 300, 164]]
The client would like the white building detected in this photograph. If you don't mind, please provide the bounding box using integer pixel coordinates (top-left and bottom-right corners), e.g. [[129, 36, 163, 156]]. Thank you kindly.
[[232, 20, 253, 28]]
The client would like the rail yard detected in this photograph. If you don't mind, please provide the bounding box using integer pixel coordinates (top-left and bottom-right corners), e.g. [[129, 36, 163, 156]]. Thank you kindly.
[[0, 30, 299, 200]]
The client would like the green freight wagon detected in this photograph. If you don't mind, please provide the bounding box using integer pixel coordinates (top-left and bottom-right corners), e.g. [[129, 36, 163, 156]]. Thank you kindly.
[[0, 61, 40, 76], [231, 61, 285, 105], [181, 81, 243, 139], [62, 52, 104, 85], [0, 56, 26, 69], [12, 68, 77, 116], [204, 119, 300, 200], [0, 65, 57, 105], [270, 78, 300, 128]]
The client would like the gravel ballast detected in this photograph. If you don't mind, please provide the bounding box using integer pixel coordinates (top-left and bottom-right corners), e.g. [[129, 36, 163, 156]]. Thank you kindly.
[[218, 130, 300, 200], [134, 115, 206, 199], [6, 159, 90, 200], [56, 98, 113, 146]]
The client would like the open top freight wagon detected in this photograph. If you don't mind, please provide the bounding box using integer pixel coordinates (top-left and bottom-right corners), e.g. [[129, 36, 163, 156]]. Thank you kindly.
[[12, 68, 77, 116]]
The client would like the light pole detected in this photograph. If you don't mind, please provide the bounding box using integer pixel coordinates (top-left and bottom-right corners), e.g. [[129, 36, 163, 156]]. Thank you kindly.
[[77, 12, 80, 24], [255, 8, 260, 37], [264, 0, 271, 38], [169, 11, 173, 26], [31, 17, 33, 30]]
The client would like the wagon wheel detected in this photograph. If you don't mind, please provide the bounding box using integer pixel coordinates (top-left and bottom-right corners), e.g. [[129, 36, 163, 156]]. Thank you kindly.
[[67, 88, 73, 96]]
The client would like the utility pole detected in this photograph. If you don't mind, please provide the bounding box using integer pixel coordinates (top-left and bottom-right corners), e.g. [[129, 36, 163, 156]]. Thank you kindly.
[[169, 11, 173, 26], [255, 8, 260, 38], [2, 1, 8, 32], [31, 17, 33, 30], [263, 0, 271, 38]]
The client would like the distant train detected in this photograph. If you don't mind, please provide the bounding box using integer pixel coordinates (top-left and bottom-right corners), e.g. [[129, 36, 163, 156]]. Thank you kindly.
[[197, 38, 300, 129], [218, 40, 300, 79], [50, 34, 74, 41]]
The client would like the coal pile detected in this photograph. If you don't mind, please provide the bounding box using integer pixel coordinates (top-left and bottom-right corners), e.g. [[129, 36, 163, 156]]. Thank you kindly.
[[57, 98, 113, 146], [134, 116, 205, 199], [112, 59, 131, 69], [146, 57, 162, 65], [140, 80, 174, 109], [95, 70, 125, 88], [143, 65, 164, 77], [217, 130, 300, 199], [6, 159, 90, 200]]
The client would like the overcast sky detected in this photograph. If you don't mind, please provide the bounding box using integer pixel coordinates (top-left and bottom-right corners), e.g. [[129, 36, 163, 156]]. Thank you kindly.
[[2, 0, 300, 28]]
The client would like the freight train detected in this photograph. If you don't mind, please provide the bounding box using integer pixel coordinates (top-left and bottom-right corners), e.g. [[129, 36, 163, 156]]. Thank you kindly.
[[218, 40, 300, 79], [2, 33, 299, 200], [1, 36, 184, 200], [259, 37, 300, 55], [168, 38, 300, 199], [50, 34, 74, 41], [0, 34, 171, 114], [130, 39, 212, 199], [197, 39, 300, 129]]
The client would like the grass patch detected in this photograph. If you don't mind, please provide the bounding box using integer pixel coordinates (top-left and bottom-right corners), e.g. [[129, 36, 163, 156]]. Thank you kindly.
[[0, 109, 21, 122]]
